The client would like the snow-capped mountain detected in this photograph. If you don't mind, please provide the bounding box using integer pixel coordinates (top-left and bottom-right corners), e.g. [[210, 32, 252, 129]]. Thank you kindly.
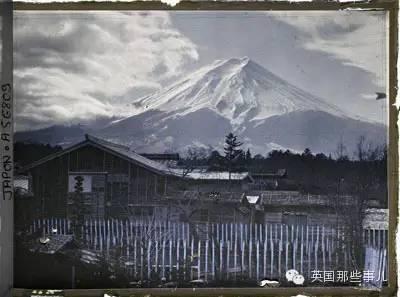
[[129, 57, 349, 129], [16, 57, 386, 155]]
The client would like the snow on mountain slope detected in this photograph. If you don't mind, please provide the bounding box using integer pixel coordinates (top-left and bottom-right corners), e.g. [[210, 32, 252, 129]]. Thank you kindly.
[[16, 57, 385, 155], [130, 57, 349, 127]]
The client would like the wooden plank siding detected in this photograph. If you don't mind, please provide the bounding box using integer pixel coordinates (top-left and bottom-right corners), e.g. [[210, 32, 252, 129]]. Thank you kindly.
[[21, 140, 352, 227], [26, 143, 172, 220]]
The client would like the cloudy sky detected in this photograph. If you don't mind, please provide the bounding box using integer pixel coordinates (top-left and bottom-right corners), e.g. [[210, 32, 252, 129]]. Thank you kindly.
[[14, 10, 388, 131]]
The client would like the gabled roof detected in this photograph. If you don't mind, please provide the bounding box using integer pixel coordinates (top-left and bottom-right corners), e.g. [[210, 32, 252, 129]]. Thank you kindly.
[[243, 195, 261, 204], [363, 208, 388, 230], [30, 234, 74, 255], [19, 134, 181, 177], [170, 168, 253, 181], [252, 169, 287, 178], [140, 153, 180, 161]]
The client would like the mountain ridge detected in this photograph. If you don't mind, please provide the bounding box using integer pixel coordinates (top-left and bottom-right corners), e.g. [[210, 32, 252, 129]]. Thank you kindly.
[[15, 57, 386, 155], [124, 57, 353, 129]]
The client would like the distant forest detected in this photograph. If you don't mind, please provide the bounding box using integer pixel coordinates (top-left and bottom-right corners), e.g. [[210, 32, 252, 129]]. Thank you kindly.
[[14, 142, 63, 169], [14, 134, 387, 205]]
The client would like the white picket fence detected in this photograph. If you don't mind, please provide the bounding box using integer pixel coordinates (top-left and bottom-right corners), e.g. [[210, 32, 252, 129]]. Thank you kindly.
[[29, 218, 388, 282]]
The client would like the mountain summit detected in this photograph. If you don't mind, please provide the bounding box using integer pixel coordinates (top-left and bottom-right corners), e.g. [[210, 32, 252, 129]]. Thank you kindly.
[[16, 57, 386, 155], [130, 57, 348, 127]]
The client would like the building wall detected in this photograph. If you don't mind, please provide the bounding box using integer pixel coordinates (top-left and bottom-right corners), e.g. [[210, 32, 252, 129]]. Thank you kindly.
[[26, 144, 170, 219], [264, 208, 339, 228], [24, 144, 343, 226]]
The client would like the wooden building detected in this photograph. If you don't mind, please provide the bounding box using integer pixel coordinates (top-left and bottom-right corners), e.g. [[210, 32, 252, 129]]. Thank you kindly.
[[17, 134, 351, 227], [17, 135, 251, 222]]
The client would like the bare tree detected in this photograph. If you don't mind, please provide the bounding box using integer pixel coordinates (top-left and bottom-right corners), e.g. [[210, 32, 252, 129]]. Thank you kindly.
[[338, 136, 386, 270], [174, 146, 211, 178], [355, 135, 367, 161], [335, 138, 348, 161]]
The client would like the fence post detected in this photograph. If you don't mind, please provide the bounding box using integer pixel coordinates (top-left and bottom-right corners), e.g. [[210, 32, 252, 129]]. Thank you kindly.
[[234, 223, 238, 249], [328, 232, 333, 265], [293, 225, 299, 269], [147, 240, 152, 279], [256, 240, 260, 281], [249, 223, 252, 243], [125, 219, 129, 248], [383, 230, 387, 251], [220, 240, 224, 281], [240, 223, 243, 244], [315, 226, 319, 271], [300, 225, 304, 275], [292, 225, 296, 271], [222, 224, 225, 244], [112, 219, 116, 246], [93, 219, 97, 249], [378, 228, 381, 248], [291, 223, 294, 243], [248, 238, 253, 279], [234, 237, 238, 281], [100, 220, 107, 251], [270, 234, 274, 278], [163, 220, 167, 241], [177, 239, 180, 275], [212, 239, 215, 281], [227, 240, 230, 280], [241, 241, 245, 277], [285, 225, 289, 273], [205, 240, 209, 281], [169, 240, 173, 280], [106, 220, 110, 254], [263, 237, 268, 277], [322, 225, 326, 272], [140, 243, 144, 280], [230, 223, 233, 248], [264, 224, 268, 247], [183, 239, 187, 281], [161, 240, 165, 279], [191, 239, 194, 280], [155, 241, 159, 274], [198, 240, 201, 280], [373, 229, 376, 248], [278, 225, 283, 278], [119, 219, 123, 247]]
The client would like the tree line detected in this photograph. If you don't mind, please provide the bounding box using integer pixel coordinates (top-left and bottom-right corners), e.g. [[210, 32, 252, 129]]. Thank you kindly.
[[14, 133, 387, 203], [178, 133, 387, 203]]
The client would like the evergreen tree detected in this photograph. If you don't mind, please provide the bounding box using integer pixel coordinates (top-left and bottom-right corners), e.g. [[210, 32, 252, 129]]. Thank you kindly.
[[245, 148, 252, 161], [302, 148, 312, 157], [223, 132, 243, 180], [207, 150, 224, 170]]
